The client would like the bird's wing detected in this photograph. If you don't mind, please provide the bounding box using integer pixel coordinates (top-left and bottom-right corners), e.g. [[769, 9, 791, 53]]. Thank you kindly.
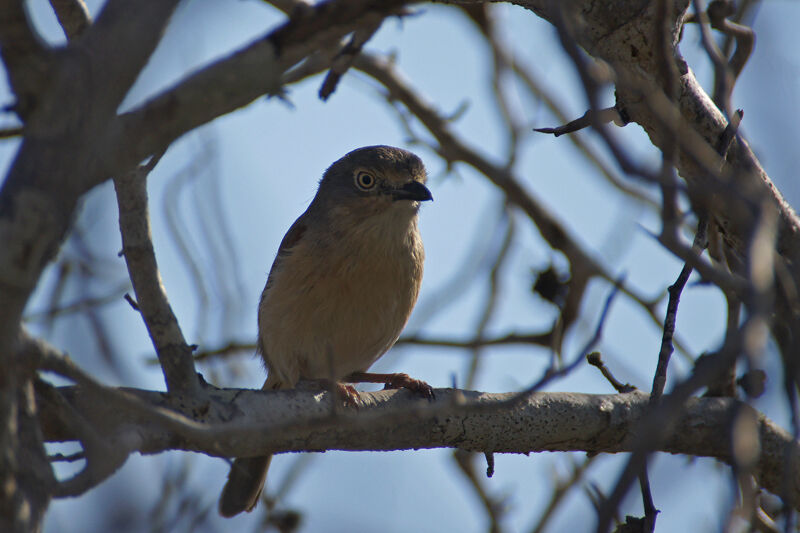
[[264, 216, 307, 291]]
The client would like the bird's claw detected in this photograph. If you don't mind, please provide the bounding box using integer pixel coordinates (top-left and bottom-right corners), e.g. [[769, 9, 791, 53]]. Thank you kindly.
[[383, 373, 435, 401], [335, 383, 362, 408]]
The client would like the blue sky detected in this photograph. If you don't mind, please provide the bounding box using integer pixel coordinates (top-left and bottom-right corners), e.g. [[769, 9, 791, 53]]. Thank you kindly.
[[3, 0, 800, 531]]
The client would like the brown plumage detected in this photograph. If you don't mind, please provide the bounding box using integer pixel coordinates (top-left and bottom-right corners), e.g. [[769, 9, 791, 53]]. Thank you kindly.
[[219, 146, 433, 517]]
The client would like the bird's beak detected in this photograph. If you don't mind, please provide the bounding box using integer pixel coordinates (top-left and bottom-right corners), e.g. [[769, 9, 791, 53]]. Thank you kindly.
[[390, 181, 433, 202]]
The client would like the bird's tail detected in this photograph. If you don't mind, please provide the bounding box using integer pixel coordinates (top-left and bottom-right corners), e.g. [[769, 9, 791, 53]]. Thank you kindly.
[[218, 454, 273, 517], [219, 372, 284, 517]]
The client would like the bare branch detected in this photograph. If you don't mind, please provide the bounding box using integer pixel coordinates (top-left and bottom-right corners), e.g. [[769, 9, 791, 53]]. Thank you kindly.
[[0, 0, 51, 119], [36, 378, 800, 511], [587, 352, 637, 394], [113, 156, 200, 396], [650, 215, 709, 404], [48, 0, 91, 40], [453, 449, 508, 533], [534, 107, 624, 137], [109, 0, 411, 179], [0, 126, 23, 139], [319, 20, 383, 100]]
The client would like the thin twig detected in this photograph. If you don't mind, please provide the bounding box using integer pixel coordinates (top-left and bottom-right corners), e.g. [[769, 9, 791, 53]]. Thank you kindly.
[[48, 0, 91, 40], [639, 467, 658, 532], [0, 126, 23, 139], [319, 21, 382, 100], [651, 215, 709, 404], [586, 352, 637, 393], [453, 449, 507, 533], [528, 456, 594, 533], [534, 107, 623, 137]]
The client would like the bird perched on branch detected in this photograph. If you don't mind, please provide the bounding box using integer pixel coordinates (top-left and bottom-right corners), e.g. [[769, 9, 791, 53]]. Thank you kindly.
[[219, 145, 434, 517]]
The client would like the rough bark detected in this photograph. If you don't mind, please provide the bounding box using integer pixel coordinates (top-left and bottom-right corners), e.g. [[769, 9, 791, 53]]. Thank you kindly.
[[37, 384, 800, 510]]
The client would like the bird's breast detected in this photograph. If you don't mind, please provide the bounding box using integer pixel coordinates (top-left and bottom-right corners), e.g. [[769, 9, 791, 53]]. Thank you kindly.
[[259, 217, 424, 385]]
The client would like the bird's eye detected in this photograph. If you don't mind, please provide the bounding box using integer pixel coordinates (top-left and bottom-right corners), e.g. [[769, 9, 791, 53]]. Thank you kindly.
[[355, 171, 376, 191]]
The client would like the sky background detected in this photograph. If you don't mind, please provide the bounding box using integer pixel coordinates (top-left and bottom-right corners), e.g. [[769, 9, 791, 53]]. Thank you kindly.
[[3, 0, 800, 531]]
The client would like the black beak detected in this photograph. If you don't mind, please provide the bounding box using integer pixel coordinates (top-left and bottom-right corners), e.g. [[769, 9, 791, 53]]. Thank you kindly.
[[391, 181, 433, 202]]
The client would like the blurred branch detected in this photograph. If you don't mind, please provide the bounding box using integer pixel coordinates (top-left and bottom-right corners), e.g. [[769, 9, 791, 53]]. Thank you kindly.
[[398, 331, 554, 351], [466, 213, 515, 386], [453, 449, 508, 533], [319, 20, 383, 100], [0, 0, 51, 119], [685, 0, 755, 113], [191, 341, 256, 363], [49, 0, 92, 40], [472, 6, 653, 207], [529, 456, 595, 533], [404, 202, 508, 333], [35, 379, 128, 498], [354, 52, 660, 349], [595, 314, 750, 532], [535, 107, 625, 137], [110, 0, 411, 180], [0, 126, 23, 139]]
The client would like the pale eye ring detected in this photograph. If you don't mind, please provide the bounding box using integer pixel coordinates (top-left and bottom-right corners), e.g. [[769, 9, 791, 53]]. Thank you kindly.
[[355, 171, 376, 191]]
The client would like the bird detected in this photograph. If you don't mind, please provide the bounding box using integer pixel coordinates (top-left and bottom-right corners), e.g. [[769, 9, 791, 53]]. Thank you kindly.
[[218, 145, 434, 517]]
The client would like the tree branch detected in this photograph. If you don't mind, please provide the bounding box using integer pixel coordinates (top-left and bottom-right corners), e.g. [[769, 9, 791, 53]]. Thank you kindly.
[[113, 156, 200, 396], [107, 0, 410, 180], [36, 381, 800, 510], [0, 0, 51, 119], [48, 0, 91, 40]]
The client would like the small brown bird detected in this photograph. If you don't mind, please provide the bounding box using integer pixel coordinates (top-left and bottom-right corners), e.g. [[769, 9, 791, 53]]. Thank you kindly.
[[218, 145, 434, 517]]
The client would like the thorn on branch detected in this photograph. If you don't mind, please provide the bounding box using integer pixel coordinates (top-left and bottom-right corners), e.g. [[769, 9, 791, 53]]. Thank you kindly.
[[319, 21, 382, 101], [485, 451, 495, 478], [48, 451, 86, 463], [716, 108, 743, 157], [737, 369, 767, 398], [586, 352, 637, 393], [0, 126, 23, 139], [124, 293, 140, 312]]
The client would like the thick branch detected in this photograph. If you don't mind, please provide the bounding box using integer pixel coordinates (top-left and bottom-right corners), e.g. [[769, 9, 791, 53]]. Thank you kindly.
[[107, 0, 408, 180], [38, 384, 800, 509], [74, 0, 180, 117], [0, 0, 51, 119], [518, 0, 800, 298], [49, 0, 91, 40]]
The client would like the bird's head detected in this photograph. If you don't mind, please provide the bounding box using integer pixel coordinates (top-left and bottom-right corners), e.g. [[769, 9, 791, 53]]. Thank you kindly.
[[315, 146, 432, 221]]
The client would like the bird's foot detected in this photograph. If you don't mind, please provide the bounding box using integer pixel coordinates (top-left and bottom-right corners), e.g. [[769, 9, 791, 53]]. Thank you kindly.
[[303, 379, 362, 408], [335, 383, 362, 408], [345, 372, 435, 401]]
